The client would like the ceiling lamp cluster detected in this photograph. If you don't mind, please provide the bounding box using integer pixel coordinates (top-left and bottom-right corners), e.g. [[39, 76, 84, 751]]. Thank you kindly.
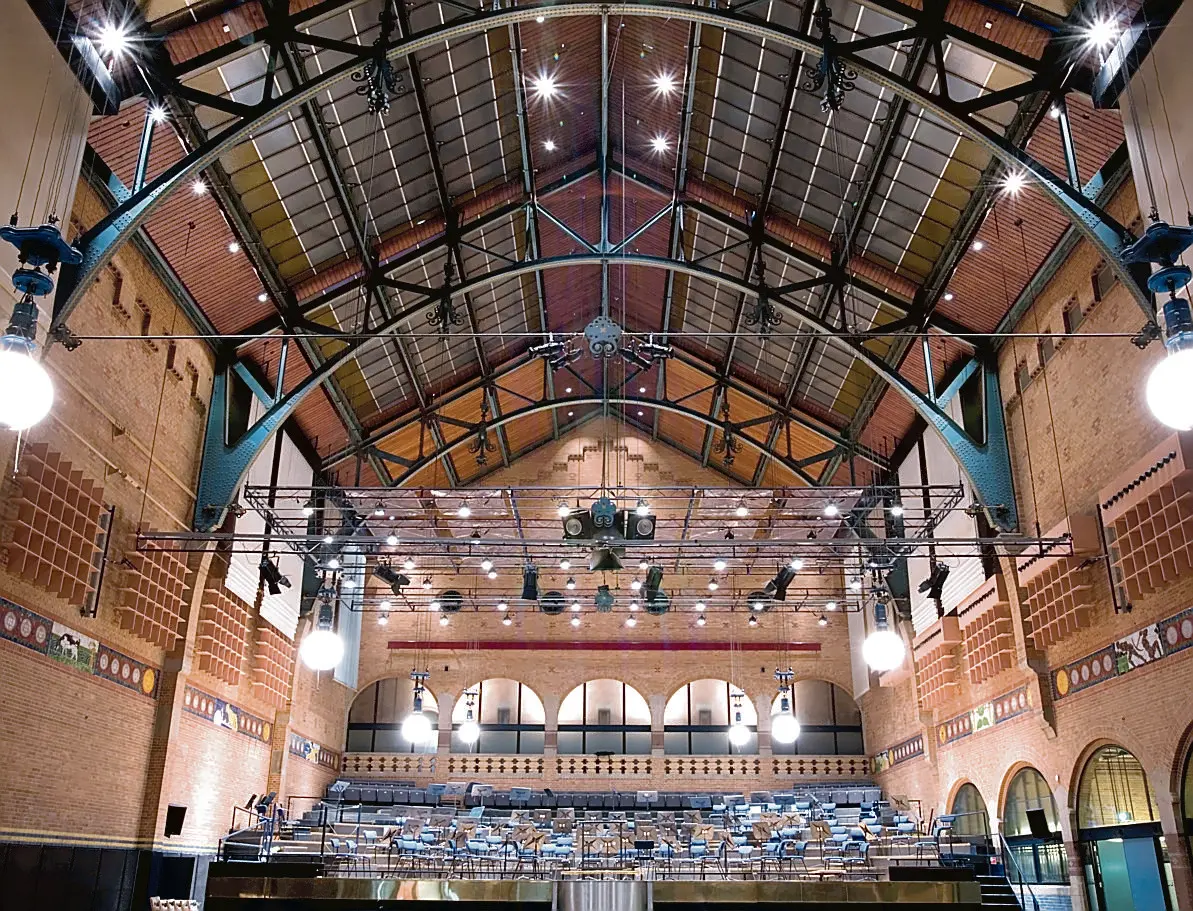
[[402, 671, 435, 745], [771, 669, 801, 745]]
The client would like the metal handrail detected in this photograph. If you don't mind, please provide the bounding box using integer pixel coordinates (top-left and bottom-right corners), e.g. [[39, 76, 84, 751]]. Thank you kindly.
[[997, 831, 1042, 911]]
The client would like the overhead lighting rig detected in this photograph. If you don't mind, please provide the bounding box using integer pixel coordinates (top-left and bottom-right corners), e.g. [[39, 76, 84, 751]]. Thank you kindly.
[[529, 333, 582, 370]]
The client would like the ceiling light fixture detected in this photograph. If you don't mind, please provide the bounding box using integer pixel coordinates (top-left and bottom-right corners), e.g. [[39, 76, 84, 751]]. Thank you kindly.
[[496, 601, 508, 612], [630, 578, 642, 592], [862, 601, 906, 671], [97, 23, 130, 57], [823, 503, 839, 517], [694, 601, 706, 612], [299, 598, 343, 670], [557, 502, 571, 518], [818, 614, 829, 627], [889, 504, 905, 517], [735, 502, 748, 517], [651, 134, 670, 153], [696, 615, 707, 627], [943, 292, 954, 301], [571, 616, 581, 627], [192, 179, 208, 195], [789, 558, 804, 571], [480, 559, 493, 572], [544, 139, 556, 151], [228, 241, 240, 254], [771, 670, 801, 745], [422, 577, 432, 590], [457, 503, 472, 518], [1147, 298, 1193, 430], [402, 673, 435, 743], [728, 695, 750, 746], [457, 691, 481, 745], [708, 578, 719, 591], [532, 74, 557, 98], [1084, 16, 1118, 50], [1001, 171, 1027, 196], [429, 600, 441, 611], [972, 240, 984, 252], [502, 615, 513, 626], [654, 73, 676, 95], [535, 14, 546, 23], [625, 616, 637, 628], [148, 105, 167, 123], [566, 577, 576, 590], [636, 498, 650, 516], [386, 534, 398, 547], [439, 615, 449, 626], [487, 569, 498, 580], [713, 559, 727, 572], [826, 600, 838, 611]]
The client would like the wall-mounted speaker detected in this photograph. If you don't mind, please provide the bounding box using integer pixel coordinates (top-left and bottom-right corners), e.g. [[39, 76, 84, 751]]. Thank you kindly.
[[164, 804, 187, 838]]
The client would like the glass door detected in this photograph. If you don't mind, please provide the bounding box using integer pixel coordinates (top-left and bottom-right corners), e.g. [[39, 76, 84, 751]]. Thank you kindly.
[[1082, 837, 1171, 911]]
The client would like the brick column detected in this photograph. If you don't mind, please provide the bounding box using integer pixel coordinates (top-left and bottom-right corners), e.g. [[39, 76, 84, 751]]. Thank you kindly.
[[649, 694, 665, 756], [1063, 840, 1089, 911], [543, 694, 559, 756], [1165, 833, 1193, 911]]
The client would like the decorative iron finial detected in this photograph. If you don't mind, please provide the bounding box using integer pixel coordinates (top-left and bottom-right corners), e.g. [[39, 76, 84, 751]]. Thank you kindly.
[[427, 259, 464, 335], [745, 254, 782, 335], [352, 0, 404, 116], [469, 393, 497, 466], [712, 395, 742, 467], [803, 7, 856, 113]]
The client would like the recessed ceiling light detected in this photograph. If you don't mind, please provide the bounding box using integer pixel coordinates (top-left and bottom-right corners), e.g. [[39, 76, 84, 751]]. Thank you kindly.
[[625, 616, 637, 628], [565, 386, 573, 393], [943, 292, 954, 301], [535, 14, 545, 23], [824, 503, 839, 517], [192, 179, 207, 195], [386, 534, 398, 546], [651, 135, 670, 153], [148, 105, 167, 124], [544, 139, 556, 152], [713, 559, 727, 572], [532, 75, 557, 99], [228, 241, 240, 254], [637, 410, 644, 416], [1001, 171, 1027, 196], [97, 23, 129, 57], [972, 240, 984, 252], [257, 292, 268, 303], [654, 73, 676, 95]]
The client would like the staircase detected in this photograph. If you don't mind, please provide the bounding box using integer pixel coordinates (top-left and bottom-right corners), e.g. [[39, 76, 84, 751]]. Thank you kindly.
[[978, 874, 1027, 908]]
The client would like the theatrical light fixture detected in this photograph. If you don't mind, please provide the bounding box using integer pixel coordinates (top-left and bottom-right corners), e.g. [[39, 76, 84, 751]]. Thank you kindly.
[[818, 614, 829, 627], [735, 502, 749, 517], [765, 565, 796, 601], [630, 578, 642, 591], [696, 616, 706, 627], [644, 565, 664, 603], [386, 534, 398, 546], [636, 498, 650, 516], [402, 673, 435, 744], [589, 546, 623, 572], [571, 616, 581, 628], [694, 601, 706, 612], [919, 561, 951, 602], [862, 600, 906, 672], [566, 576, 576, 590], [259, 555, 290, 596], [708, 578, 719, 591], [521, 565, 540, 601], [532, 74, 558, 98], [457, 503, 472, 518], [557, 503, 571, 518], [487, 570, 498, 580], [728, 695, 750, 747], [422, 577, 432, 590], [823, 503, 839, 517], [480, 559, 494, 572], [404, 558, 416, 570], [458, 690, 481, 745], [299, 599, 343, 671], [625, 616, 637, 628], [771, 669, 801, 745], [560, 559, 571, 570], [1147, 298, 1193, 430], [653, 73, 676, 94], [889, 503, 905, 517], [713, 559, 727, 572], [439, 616, 449, 626], [97, 22, 129, 57], [373, 563, 410, 595]]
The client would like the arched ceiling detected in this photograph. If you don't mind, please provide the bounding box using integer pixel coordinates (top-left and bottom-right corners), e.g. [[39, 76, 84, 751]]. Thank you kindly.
[[78, 0, 1128, 489]]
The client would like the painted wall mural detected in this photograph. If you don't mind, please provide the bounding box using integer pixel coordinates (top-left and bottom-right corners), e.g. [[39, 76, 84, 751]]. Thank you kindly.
[[937, 685, 1030, 747], [183, 685, 271, 744], [1053, 605, 1193, 700], [288, 732, 340, 771], [872, 733, 925, 773], [0, 597, 158, 698]]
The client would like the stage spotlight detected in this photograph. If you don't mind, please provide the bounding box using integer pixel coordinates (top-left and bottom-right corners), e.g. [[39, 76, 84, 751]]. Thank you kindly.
[[764, 565, 796, 601], [373, 563, 411, 595], [644, 565, 664, 602], [259, 555, 290, 596], [919, 561, 950, 601], [589, 546, 623, 572], [521, 565, 540, 601]]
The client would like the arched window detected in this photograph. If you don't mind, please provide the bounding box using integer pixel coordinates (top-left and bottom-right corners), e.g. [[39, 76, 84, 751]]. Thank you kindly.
[[346, 677, 439, 754], [1076, 745, 1171, 911], [949, 782, 990, 838], [768, 680, 862, 755], [451, 679, 545, 754], [664, 680, 757, 755], [558, 680, 651, 754], [1002, 767, 1065, 884]]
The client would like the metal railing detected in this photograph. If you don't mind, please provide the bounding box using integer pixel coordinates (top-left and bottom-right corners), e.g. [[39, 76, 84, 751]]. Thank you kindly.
[[997, 832, 1042, 911]]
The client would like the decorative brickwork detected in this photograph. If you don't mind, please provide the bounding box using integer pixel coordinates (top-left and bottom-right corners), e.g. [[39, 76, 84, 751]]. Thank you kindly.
[[958, 576, 1017, 685], [1101, 434, 1193, 605], [3, 443, 106, 610], [117, 544, 190, 649], [913, 617, 961, 710], [253, 620, 296, 709], [1017, 516, 1100, 648], [194, 584, 251, 685]]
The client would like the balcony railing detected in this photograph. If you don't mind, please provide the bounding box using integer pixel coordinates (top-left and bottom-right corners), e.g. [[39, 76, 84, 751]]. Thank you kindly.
[[341, 752, 870, 784]]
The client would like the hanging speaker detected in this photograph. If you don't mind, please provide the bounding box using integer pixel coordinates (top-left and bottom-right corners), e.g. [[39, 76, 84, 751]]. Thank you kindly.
[[589, 546, 623, 572], [439, 590, 464, 613], [521, 566, 539, 601], [623, 513, 656, 540], [539, 591, 566, 615]]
